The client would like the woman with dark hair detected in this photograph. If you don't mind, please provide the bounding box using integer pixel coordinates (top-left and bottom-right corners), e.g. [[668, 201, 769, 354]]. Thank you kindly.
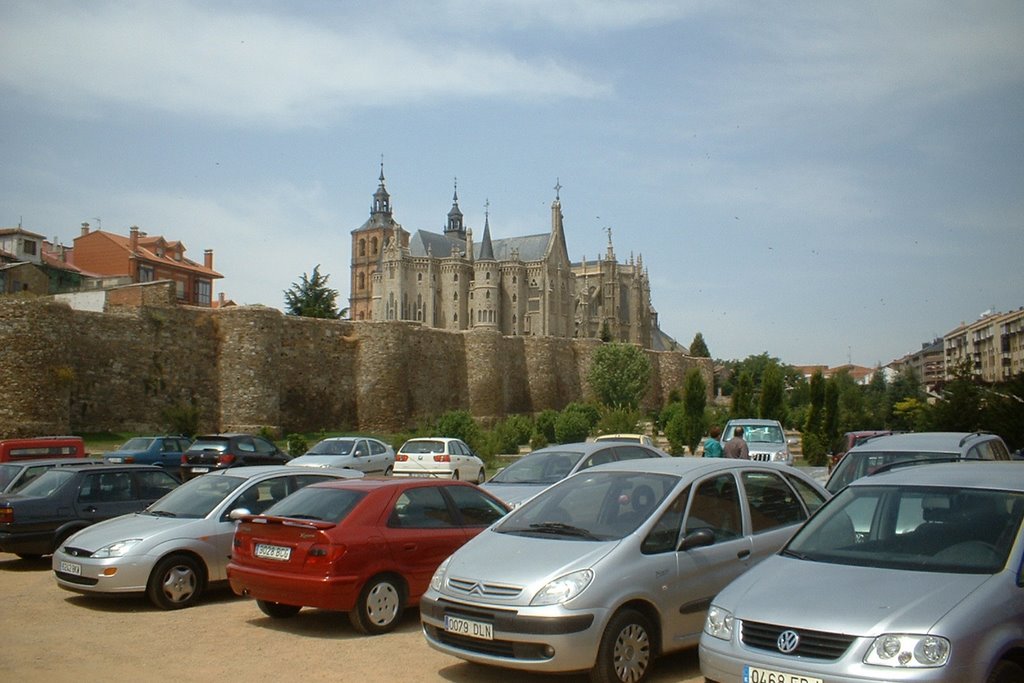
[[702, 425, 724, 457]]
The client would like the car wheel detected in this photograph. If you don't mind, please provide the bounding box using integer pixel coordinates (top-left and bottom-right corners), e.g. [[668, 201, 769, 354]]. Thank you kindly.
[[257, 600, 301, 619], [384, 465, 394, 477], [590, 608, 654, 683], [147, 554, 204, 610], [15, 553, 43, 561], [450, 469, 459, 480], [987, 661, 1024, 683], [348, 574, 404, 635], [475, 468, 486, 484]]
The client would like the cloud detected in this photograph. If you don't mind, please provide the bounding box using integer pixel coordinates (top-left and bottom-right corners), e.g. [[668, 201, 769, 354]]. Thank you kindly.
[[0, 1, 610, 127]]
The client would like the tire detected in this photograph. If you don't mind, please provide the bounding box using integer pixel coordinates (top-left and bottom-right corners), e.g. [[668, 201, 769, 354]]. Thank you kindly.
[[476, 468, 486, 484], [384, 465, 394, 477], [450, 469, 459, 480], [987, 661, 1024, 683], [15, 553, 43, 561], [147, 554, 204, 610], [348, 575, 404, 635], [257, 600, 301, 619], [590, 608, 654, 683]]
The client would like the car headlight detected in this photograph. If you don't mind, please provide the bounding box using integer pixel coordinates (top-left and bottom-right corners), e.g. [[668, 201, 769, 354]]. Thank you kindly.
[[91, 538, 144, 558], [704, 605, 734, 641], [864, 634, 950, 668], [531, 569, 593, 606], [430, 556, 451, 592], [773, 450, 790, 461]]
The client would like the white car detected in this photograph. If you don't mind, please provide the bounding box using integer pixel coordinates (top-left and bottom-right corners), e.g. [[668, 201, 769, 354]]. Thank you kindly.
[[594, 433, 656, 447], [287, 436, 395, 476], [393, 437, 486, 483]]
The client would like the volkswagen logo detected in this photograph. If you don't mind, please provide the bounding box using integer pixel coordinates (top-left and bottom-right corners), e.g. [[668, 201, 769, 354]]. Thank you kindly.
[[777, 629, 800, 653]]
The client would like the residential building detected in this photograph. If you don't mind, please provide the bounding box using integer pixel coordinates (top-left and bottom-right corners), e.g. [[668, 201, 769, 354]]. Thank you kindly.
[[889, 338, 945, 391], [72, 223, 222, 307], [349, 167, 674, 349], [0, 227, 85, 295], [944, 308, 1024, 383]]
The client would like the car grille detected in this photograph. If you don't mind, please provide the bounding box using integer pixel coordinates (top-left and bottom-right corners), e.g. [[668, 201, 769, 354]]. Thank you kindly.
[[55, 571, 98, 586], [750, 453, 773, 462], [447, 576, 523, 599], [741, 620, 856, 660], [62, 545, 95, 558]]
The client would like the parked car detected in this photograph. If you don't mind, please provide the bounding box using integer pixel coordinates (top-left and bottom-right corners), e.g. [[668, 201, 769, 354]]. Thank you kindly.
[[720, 419, 792, 465], [0, 458, 99, 495], [826, 430, 895, 472], [825, 431, 1012, 494], [420, 457, 829, 682], [52, 466, 362, 609], [179, 433, 290, 480], [482, 441, 671, 507], [393, 437, 485, 482], [103, 436, 192, 475], [227, 478, 510, 634], [700, 461, 1024, 683], [0, 436, 87, 462], [288, 436, 395, 476], [594, 433, 656, 447], [0, 464, 179, 559]]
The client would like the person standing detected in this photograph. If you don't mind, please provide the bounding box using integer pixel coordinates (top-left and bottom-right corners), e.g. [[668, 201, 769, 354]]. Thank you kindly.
[[723, 426, 750, 459], [702, 426, 724, 457]]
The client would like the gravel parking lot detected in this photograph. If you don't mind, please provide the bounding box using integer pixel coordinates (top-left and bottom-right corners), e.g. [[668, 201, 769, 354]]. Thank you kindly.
[[1, 552, 703, 682]]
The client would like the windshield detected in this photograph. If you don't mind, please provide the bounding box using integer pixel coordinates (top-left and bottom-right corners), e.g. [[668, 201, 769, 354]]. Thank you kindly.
[[489, 449, 585, 484], [264, 487, 366, 522], [307, 440, 356, 456], [827, 450, 955, 493], [16, 468, 77, 497], [187, 439, 229, 453], [786, 484, 1024, 574], [146, 475, 245, 518], [401, 440, 444, 454], [0, 464, 19, 489], [496, 470, 678, 541], [119, 438, 155, 451], [739, 426, 784, 444]]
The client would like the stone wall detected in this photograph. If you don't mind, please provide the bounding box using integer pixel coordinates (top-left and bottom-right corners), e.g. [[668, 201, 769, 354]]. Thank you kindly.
[[0, 293, 712, 438]]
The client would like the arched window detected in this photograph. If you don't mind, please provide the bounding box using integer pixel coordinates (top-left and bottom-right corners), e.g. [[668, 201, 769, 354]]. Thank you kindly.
[[453, 292, 458, 301], [512, 294, 517, 303], [358, 272, 366, 290], [359, 239, 366, 257], [371, 237, 379, 255], [485, 272, 490, 280], [454, 273, 459, 282]]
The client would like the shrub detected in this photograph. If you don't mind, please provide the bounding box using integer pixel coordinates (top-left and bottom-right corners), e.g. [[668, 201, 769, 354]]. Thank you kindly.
[[433, 410, 482, 449], [286, 433, 308, 456], [535, 410, 559, 443], [529, 431, 549, 450], [596, 406, 643, 435], [162, 400, 201, 438], [555, 410, 592, 444]]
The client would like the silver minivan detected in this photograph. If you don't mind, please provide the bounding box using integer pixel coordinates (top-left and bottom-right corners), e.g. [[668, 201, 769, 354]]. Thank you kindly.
[[420, 458, 829, 682]]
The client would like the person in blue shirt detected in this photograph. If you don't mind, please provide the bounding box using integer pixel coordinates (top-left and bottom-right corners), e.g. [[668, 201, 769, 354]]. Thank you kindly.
[[702, 425, 724, 457]]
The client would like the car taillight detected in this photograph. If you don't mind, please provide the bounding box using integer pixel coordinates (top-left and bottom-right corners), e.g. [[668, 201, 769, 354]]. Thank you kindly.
[[217, 454, 237, 466], [181, 454, 188, 464], [304, 543, 347, 572], [0, 506, 13, 524], [396, 454, 408, 461], [124, 456, 135, 463], [433, 454, 451, 462]]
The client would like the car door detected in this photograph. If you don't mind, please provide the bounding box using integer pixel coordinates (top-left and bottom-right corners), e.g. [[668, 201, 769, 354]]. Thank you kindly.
[[250, 436, 283, 465], [382, 485, 469, 598], [74, 471, 144, 522], [451, 440, 470, 479], [740, 469, 813, 563], [443, 485, 509, 538], [366, 439, 390, 474], [664, 472, 754, 641]]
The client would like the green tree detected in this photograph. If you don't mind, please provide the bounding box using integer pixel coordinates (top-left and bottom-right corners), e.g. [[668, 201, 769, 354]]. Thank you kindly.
[[284, 265, 343, 319], [587, 342, 651, 409], [689, 332, 710, 358], [681, 368, 708, 453], [731, 371, 755, 418], [802, 370, 826, 462], [433, 410, 482, 449], [929, 359, 982, 431], [823, 376, 840, 450], [758, 362, 787, 424]]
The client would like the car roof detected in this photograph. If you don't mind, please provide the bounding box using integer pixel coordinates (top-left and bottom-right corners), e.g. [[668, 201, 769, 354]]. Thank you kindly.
[[51, 463, 165, 473], [306, 477, 481, 492], [847, 431, 996, 453], [532, 442, 661, 455], [200, 465, 361, 480], [0, 458, 94, 468], [588, 456, 799, 477], [850, 460, 1024, 491], [725, 418, 782, 426]]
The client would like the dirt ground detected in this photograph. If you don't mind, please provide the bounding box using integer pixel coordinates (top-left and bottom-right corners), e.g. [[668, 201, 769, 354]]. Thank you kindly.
[[1, 552, 705, 683]]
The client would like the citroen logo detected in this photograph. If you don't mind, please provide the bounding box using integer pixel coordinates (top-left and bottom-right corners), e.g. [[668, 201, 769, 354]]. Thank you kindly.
[[777, 630, 800, 654], [468, 582, 485, 596]]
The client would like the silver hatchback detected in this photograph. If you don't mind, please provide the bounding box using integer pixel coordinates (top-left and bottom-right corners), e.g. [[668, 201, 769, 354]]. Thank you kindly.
[[420, 458, 829, 682], [700, 461, 1024, 683]]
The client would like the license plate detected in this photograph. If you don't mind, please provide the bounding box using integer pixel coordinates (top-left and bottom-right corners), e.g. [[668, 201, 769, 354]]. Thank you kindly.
[[190, 467, 209, 473], [744, 665, 822, 683], [107, 457, 123, 463], [444, 615, 493, 640], [59, 560, 82, 576], [254, 543, 291, 561]]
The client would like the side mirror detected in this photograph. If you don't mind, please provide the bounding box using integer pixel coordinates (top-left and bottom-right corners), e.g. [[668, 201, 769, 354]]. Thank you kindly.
[[228, 508, 252, 521], [680, 527, 715, 551]]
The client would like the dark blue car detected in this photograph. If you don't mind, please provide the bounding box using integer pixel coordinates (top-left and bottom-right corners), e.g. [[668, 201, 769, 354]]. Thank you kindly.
[[103, 436, 192, 476]]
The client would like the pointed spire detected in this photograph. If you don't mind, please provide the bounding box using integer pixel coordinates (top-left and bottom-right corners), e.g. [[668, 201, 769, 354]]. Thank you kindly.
[[479, 199, 495, 260], [371, 156, 391, 216], [445, 176, 465, 237]]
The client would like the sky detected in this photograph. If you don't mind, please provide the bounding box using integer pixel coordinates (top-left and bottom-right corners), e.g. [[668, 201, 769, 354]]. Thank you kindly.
[[2, 1, 1022, 368]]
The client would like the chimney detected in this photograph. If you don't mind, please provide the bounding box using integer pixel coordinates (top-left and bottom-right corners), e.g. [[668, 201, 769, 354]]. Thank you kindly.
[[130, 225, 139, 252], [80, 222, 90, 237], [218, 292, 226, 306], [204, 249, 213, 269]]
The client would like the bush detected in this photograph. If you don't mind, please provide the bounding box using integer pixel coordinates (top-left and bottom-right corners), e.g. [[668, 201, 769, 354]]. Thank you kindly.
[[285, 433, 308, 456], [529, 431, 549, 450], [596, 406, 643, 436], [535, 410, 559, 443], [555, 410, 592, 444], [433, 410, 482, 449], [162, 400, 201, 438], [801, 432, 827, 466]]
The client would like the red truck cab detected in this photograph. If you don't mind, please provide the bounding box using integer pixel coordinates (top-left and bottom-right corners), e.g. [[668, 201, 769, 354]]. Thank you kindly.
[[0, 436, 87, 462]]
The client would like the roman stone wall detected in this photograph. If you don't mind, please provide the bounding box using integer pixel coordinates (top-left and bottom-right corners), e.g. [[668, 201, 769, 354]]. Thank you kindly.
[[0, 294, 712, 439]]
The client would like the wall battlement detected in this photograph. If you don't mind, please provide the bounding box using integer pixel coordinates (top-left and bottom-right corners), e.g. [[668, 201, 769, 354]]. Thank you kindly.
[[0, 291, 711, 438]]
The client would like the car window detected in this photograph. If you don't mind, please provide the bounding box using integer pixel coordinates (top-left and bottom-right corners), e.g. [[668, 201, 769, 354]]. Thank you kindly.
[[0, 463, 20, 489], [614, 445, 657, 461], [148, 475, 246, 518], [236, 438, 256, 453], [642, 487, 689, 554], [742, 471, 807, 533], [580, 447, 615, 469], [390, 486, 456, 528], [445, 485, 508, 526], [121, 437, 155, 451], [263, 486, 366, 522], [684, 474, 742, 542], [989, 439, 1011, 460], [402, 440, 444, 454], [137, 470, 178, 499], [16, 468, 77, 497], [230, 478, 292, 517], [12, 464, 51, 491], [80, 472, 134, 503], [783, 473, 827, 514], [252, 437, 278, 455], [369, 440, 387, 456], [489, 449, 583, 484]]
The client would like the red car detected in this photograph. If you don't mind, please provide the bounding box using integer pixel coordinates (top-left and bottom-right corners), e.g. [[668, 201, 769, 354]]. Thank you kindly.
[[227, 478, 509, 634]]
